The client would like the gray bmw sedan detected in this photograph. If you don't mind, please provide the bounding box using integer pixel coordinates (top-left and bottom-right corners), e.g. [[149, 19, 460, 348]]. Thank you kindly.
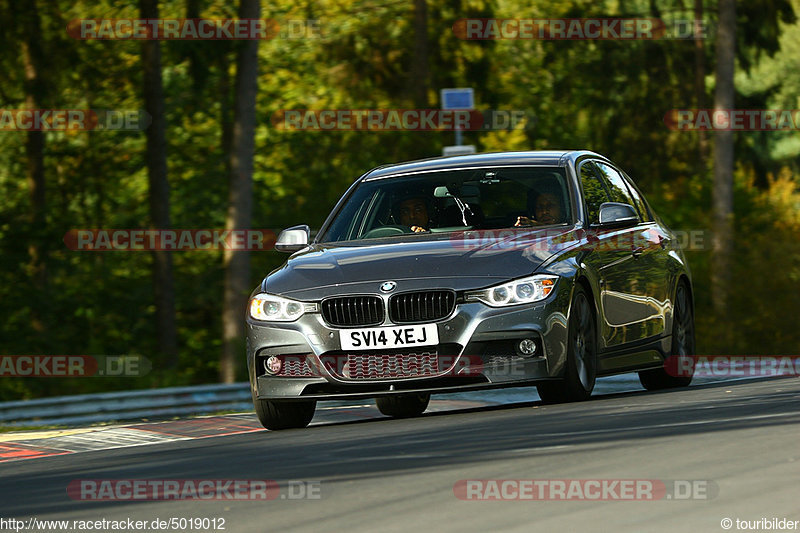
[[246, 151, 695, 429]]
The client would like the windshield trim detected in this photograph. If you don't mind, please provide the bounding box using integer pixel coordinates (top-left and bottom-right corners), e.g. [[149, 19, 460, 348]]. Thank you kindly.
[[362, 163, 567, 181], [319, 163, 575, 243]]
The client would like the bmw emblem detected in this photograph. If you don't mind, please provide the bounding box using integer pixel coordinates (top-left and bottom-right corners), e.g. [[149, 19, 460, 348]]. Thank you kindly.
[[380, 281, 397, 293]]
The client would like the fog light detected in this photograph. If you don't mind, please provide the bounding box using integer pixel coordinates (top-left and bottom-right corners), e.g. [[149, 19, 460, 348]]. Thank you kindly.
[[264, 356, 282, 375], [517, 338, 537, 356]]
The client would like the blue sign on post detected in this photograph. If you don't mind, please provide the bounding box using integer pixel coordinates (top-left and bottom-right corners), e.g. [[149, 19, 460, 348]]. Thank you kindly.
[[440, 88, 474, 110], [440, 88, 474, 150]]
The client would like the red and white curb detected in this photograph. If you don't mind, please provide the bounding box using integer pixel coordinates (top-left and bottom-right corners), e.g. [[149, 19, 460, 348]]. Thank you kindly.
[[0, 399, 489, 463]]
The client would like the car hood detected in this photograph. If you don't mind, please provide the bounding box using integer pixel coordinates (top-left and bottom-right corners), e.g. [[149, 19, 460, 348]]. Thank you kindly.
[[263, 226, 578, 299]]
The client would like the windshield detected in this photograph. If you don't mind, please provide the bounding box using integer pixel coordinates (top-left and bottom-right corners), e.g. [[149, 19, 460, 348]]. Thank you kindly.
[[319, 166, 573, 242]]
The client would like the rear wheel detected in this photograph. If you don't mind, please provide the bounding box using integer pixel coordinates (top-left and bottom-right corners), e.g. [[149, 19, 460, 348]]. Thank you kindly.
[[537, 285, 597, 403], [253, 398, 316, 430], [376, 393, 430, 418], [639, 281, 694, 390]]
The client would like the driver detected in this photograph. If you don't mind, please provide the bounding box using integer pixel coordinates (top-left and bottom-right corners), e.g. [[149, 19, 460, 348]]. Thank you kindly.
[[396, 196, 430, 233], [515, 188, 565, 227]]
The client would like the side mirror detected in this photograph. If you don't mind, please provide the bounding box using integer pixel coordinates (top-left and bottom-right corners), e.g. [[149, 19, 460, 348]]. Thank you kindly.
[[598, 202, 639, 228], [275, 225, 310, 252]]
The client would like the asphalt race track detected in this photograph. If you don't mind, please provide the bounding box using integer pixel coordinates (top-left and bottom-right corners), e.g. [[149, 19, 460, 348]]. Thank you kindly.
[[1, 376, 799, 533]]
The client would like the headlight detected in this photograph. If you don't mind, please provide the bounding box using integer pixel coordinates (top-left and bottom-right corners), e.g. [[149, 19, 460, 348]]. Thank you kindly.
[[464, 275, 558, 307], [249, 293, 317, 322]]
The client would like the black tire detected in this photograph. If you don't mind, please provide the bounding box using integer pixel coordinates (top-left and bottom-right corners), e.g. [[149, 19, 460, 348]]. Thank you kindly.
[[639, 281, 695, 390], [253, 398, 316, 430], [537, 285, 597, 403], [376, 393, 430, 418]]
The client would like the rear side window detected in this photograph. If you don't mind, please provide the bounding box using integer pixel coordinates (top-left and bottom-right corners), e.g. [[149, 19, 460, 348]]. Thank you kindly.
[[578, 161, 609, 225]]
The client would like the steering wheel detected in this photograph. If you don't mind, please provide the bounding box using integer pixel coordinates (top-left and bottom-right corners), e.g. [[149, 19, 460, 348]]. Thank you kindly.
[[362, 225, 413, 239]]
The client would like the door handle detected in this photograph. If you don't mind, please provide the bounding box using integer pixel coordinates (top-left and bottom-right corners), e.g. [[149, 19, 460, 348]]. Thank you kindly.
[[632, 246, 644, 257]]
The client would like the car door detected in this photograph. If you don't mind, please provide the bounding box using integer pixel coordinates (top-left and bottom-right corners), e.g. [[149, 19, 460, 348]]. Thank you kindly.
[[594, 161, 669, 347], [620, 168, 673, 338], [576, 159, 640, 351]]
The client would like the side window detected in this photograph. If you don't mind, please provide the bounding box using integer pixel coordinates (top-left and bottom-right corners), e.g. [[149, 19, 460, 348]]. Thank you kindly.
[[621, 171, 653, 222], [578, 161, 609, 225], [594, 162, 640, 221]]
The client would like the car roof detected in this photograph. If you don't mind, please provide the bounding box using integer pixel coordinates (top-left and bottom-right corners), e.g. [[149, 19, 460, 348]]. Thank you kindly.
[[362, 150, 609, 180]]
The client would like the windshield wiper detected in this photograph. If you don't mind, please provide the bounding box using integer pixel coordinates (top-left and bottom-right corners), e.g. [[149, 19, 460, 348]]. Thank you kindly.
[[445, 184, 474, 226], [451, 194, 473, 225]]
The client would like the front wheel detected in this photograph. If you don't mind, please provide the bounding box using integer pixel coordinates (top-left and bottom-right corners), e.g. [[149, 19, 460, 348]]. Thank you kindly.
[[376, 393, 430, 418], [537, 285, 597, 403], [253, 398, 316, 430]]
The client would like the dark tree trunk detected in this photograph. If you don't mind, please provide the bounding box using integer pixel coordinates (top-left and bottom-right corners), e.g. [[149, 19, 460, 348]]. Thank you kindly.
[[221, 0, 260, 383], [219, 51, 233, 173], [408, 0, 429, 107], [695, 0, 709, 164], [15, 0, 48, 334], [140, 0, 178, 368], [711, 0, 736, 345]]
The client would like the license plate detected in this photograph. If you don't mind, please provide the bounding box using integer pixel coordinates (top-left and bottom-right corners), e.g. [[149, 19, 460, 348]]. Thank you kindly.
[[340, 324, 439, 351]]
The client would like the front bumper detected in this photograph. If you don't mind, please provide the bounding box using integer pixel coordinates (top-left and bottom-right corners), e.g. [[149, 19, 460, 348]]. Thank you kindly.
[[246, 280, 573, 401]]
